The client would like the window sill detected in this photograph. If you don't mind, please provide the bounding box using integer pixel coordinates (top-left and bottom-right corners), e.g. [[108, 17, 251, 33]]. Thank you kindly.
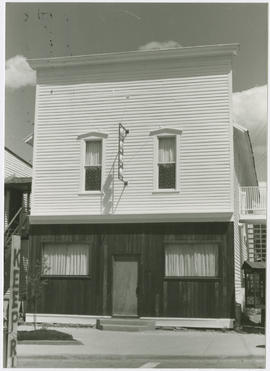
[[78, 191, 103, 196], [164, 276, 221, 281], [41, 275, 91, 279], [152, 190, 180, 194]]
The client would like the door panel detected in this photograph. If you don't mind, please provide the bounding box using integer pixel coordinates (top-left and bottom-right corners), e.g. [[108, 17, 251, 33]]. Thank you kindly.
[[112, 256, 138, 316]]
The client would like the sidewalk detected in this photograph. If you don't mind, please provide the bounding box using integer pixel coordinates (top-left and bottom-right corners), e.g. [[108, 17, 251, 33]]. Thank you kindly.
[[17, 325, 266, 362]]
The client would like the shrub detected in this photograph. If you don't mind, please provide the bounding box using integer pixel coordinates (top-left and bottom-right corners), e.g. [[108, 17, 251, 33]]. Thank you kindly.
[[18, 329, 73, 341]]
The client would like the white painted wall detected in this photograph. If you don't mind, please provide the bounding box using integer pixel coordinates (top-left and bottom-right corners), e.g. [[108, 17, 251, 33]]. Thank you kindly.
[[31, 54, 234, 218]]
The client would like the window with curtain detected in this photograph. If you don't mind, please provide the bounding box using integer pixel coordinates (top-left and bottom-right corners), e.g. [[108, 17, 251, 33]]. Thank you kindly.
[[42, 244, 89, 276], [158, 136, 176, 189], [165, 243, 219, 277], [85, 140, 102, 191]]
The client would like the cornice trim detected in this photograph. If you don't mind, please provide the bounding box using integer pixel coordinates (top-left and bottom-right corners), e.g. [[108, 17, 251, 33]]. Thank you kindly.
[[77, 131, 108, 140], [28, 44, 240, 70], [149, 128, 182, 136]]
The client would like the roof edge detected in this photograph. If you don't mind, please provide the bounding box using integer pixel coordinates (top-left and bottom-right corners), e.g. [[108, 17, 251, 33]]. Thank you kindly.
[[233, 125, 259, 186], [28, 43, 240, 70], [233, 123, 248, 133], [5, 147, 32, 168], [246, 130, 259, 186], [24, 133, 34, 146]]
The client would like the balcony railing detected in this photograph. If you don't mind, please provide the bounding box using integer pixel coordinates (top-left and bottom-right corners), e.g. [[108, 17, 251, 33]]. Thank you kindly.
[[239, 186, 267, 216]]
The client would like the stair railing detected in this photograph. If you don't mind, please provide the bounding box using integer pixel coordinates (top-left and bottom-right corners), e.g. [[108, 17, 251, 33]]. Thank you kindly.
[[5, 207, 22, 232], [4, 207, 30, 293]]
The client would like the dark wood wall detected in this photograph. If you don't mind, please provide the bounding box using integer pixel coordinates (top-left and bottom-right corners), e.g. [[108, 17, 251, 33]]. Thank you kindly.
[[28, 222, 235, 318]]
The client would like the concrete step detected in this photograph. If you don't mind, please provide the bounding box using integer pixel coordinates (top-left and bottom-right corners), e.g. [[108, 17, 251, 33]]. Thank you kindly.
[[97, 318, 154, 326], [97, 324, 152, 332], [96, 318, 155, 332]]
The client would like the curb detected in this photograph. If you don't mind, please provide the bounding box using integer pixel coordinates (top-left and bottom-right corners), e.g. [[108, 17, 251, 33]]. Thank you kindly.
[[18, 353, 266, 361]]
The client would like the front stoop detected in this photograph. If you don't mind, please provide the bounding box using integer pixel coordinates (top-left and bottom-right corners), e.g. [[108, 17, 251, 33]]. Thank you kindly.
[[96, 318, 155, 332]]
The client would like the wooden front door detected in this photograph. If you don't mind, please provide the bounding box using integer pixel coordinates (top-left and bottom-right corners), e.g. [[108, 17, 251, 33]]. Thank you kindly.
[[112, 256, 138, 316]]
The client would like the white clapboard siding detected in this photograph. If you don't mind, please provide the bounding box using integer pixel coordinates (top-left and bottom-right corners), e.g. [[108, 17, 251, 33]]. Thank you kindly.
[[233, 126, 258, 307], [5, 149, 32, 178], [31, 54, 233, 217]]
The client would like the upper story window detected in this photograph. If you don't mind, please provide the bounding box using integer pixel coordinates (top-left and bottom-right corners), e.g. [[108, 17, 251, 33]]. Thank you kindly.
[[158, 137, 176, 189], [85, 140, 102, 191], [77, 131, 108, 194], [149, 127, 182, 192]]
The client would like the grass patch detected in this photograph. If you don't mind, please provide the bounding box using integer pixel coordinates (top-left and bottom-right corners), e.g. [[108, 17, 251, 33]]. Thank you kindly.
[[18, 329, 73, 341]]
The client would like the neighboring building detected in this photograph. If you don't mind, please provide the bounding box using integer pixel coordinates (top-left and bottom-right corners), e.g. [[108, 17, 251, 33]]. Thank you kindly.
[[4, 147, 32, 299], [5, 147, 32, 178], [233, 125, 266, 320], [25, 44, 266, 328], [4, 147, 32, 230]]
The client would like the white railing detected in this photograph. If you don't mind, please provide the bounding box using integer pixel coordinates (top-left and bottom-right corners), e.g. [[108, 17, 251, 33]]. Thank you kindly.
[[239, 186, 267, 215]]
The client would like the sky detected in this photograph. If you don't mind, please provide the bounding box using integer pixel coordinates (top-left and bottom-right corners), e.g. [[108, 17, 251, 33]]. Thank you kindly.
[[5, 2, 268, 181]]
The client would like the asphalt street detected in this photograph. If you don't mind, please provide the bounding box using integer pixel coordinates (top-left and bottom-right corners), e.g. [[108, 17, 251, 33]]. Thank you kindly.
[[18, 355, 265, 368]]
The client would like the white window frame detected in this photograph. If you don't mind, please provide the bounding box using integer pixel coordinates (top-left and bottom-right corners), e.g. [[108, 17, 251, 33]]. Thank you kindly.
[[149, 128, 182, 193], [77, 131, 108, 195]]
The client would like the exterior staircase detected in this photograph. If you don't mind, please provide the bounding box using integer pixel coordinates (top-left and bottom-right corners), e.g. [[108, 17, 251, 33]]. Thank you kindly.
[[4, 207, 30, 293], [96, 318, 156, 332]]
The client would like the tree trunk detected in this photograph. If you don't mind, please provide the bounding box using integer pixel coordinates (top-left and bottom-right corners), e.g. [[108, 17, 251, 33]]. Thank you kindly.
[[33, 297, 37, 331]]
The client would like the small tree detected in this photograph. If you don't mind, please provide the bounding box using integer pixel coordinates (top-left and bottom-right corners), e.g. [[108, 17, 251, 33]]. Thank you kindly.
[[28, 258, 49, 330]]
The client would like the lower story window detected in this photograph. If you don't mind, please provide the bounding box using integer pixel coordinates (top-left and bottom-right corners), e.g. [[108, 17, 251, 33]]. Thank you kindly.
[[165, 243, 219, 277], [42, 244, 89, 276]]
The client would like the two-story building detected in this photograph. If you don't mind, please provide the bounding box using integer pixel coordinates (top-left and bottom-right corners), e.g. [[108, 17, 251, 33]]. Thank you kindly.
[[25, 44, 265, 328]]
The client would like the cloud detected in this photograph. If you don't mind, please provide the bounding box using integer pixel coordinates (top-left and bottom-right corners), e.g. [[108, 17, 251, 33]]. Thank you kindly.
[[6, 55, 36, 89], [232, 85, 267, 147], [138, 41, 182, 51], [232, 85, 267, 181], [232, 86, 267, 135]]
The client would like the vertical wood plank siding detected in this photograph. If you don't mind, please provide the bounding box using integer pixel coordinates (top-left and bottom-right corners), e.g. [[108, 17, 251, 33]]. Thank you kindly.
[[32, 56, 233, 216], [29, 222, 235, 318]]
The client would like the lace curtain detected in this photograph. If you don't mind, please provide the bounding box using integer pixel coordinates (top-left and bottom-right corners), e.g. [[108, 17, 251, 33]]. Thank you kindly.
[[158, 137, 176, 163], [43, 244, 89, 275], [165, 244, 218, 277], [85, 140, 102, 166]]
